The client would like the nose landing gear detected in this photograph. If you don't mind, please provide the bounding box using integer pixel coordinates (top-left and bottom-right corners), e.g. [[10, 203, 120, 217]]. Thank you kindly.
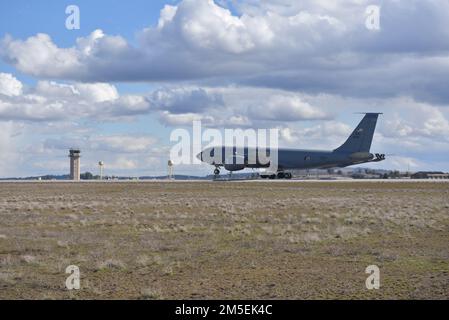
[[213, 167, 221, 180]]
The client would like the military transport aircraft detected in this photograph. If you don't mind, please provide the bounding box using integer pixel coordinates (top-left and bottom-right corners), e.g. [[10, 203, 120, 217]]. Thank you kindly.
[[197, 113, 385, 179]]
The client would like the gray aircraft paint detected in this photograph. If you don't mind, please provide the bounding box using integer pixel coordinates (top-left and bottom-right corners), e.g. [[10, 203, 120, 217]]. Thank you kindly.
[[198, 113, 385, 173]]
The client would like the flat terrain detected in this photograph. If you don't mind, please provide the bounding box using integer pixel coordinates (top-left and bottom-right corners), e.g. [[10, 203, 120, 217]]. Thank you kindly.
[[0, 181, 448, 299]]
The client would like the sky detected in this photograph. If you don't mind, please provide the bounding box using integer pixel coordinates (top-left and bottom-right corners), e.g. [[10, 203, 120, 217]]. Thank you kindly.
[[1, 0, 449, 177]]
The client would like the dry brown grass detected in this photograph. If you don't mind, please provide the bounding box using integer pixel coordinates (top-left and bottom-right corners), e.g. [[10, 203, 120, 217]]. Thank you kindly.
[[0, 180, 448, 299]]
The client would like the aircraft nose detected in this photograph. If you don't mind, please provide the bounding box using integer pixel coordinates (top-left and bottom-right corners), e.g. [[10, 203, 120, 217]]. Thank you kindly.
[[196, 151, 203, 161]]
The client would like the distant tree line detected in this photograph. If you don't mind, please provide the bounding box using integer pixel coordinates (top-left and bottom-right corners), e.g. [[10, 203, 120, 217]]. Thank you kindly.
[[80, 172, 99, 180]]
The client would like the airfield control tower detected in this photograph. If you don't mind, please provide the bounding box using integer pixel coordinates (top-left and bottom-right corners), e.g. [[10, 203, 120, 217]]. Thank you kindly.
[[69, 149, 81, 181]]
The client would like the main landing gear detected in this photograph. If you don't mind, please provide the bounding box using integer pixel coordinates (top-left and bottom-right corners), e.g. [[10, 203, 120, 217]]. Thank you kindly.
[[260, 172, 292, 179]]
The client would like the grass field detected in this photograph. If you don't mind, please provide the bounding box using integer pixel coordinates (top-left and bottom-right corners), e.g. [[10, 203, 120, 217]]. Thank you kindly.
[[0, 181, 448, 299]]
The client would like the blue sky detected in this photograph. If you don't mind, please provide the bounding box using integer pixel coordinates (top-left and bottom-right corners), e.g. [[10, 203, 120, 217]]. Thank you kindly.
[[0, 1, 167, 43], [0, 0, 176, 176], [1, 0, 449, 177], [0, 1, 168, 83]]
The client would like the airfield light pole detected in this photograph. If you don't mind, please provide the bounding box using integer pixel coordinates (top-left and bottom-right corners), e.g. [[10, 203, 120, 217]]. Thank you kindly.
[[98, 161, 104, 180], [168, 160, 174, 180]]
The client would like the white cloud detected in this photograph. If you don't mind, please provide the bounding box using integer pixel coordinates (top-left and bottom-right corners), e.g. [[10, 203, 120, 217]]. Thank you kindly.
[[0, 121, 23, 176], [279, 121, 352, 149], [43, 133, 156, 154], [149, 87, 223, 114], [33, 159, 68, 171], [172, 0, 258, 53], [386, 156, 421, 171], [0, 75, 149, 121], [76, 29, 106, 55], [157, 5, 178, 29], [154, 86, 331, 127], [247, 95, 329, 121], [106, 157, 138, 170], [0, 73, 22, 96], [140, 0, 346, 56], [421, 109, 449, 139], [89, 135, 156, 153], [74, 83, 119, 102], [380, 99, 449, 142], [34, 81, 118, 102], [2, 0, 449, 176], [4, 0, 449, 104], [2, 71, 449, 174], [159, 111, 215, 126], [29, 132, 164, 176], [0, 75, 329, 126], [1, 33, 82, 78]]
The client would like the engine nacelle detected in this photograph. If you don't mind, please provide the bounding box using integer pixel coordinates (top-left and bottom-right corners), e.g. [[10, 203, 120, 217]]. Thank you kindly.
[[224, 155, 246, 171]]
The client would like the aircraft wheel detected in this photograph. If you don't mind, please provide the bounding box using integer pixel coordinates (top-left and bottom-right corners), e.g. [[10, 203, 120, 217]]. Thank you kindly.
[[269, 174, 276, 179], [277, 172, 285, 179], [260, 175, 268, 179], [284, 172, 292, 179], [214, 168, 220, 175]]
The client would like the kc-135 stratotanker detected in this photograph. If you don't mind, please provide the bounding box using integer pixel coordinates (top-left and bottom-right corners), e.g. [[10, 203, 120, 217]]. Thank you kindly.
[[197, 113, 385, 179]]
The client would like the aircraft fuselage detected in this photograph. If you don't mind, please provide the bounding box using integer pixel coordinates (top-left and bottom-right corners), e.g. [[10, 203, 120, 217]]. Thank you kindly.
[[197, 113, 385, 175], [198, 146, 380, 171]]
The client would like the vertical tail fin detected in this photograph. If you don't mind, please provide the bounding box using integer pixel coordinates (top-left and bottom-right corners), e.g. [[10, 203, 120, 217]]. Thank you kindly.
[[334, 113, 381, 153]]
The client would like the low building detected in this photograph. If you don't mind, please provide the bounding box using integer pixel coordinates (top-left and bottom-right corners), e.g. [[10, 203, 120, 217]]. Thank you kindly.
[[427, 173, 449, 179], [411, 171, 449, 179]]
